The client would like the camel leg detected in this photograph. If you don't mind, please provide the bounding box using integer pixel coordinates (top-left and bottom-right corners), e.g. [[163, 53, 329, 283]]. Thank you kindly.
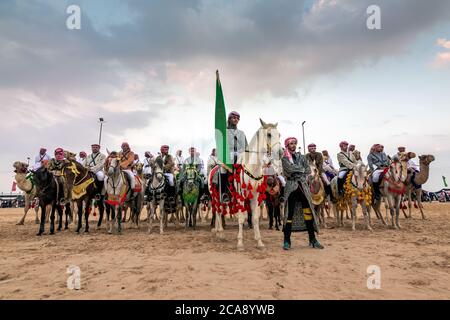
[[417, 190, 426, 220], [395, 196, 402, 229], [362, 202, 373, 231], [17, 203, 30, 225], [405, 191, 412, 218], [237, 211, 245, 250], [351, 198, 357, 231]]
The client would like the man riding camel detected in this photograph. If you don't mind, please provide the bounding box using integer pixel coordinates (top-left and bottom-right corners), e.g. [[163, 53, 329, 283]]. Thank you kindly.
[[306, 143, 333, 201], [337, 141, 357, 196], [282, 137, 324, 250], [367, 144, 389, 200], [34, 148, 51, 170]]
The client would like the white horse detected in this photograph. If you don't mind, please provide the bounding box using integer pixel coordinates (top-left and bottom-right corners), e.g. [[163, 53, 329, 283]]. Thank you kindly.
[[209, 119, 282, 250]]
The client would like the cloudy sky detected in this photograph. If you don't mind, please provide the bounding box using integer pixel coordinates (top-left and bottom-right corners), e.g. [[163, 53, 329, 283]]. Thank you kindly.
[[1, 0, 450, 193]]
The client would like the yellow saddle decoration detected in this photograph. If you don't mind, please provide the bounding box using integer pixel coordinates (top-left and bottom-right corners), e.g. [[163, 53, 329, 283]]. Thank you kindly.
[[72, 178, 95, 200]]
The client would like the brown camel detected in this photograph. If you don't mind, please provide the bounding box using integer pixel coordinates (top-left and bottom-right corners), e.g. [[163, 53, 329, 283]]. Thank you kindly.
[[404, 154, 435, 220]]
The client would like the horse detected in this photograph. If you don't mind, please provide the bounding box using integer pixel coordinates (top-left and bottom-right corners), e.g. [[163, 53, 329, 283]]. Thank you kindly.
[[104, 155, 143, 234], [13, 161, 40, 225], [343, 161, 374, 231], [32, 166, 71, 236], [372, 153, 409, 229], [128, 162, 146, 228], [146, 157, 179, 234], [264, 174, 283, 230], [62, 160, 99, 233], [209, 118, 282, 250], [307, 164, 327, 228], [180, 164, 201, 230]]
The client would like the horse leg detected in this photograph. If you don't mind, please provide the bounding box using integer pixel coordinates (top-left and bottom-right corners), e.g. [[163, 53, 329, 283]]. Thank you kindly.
[[84, 199, 90, 233], [49, 203, 56, 235], [34, 204, 40, 224], [36, 204, 46, 236], [160, 201, 165, 234], [237, 211, 245, 250], [216, 211, 225, 240], [193, 202, 198, 230], [77, 200, 83, 233], [108, 206, 115, 234], [185, 204, 190, 230], [97, 196, 105, 229], [64, 203, 70, 230], [267, 202, 274, 230], [117, 204, 122, 234], [252, 202, 264, 248], [57, 203, 63, 231]]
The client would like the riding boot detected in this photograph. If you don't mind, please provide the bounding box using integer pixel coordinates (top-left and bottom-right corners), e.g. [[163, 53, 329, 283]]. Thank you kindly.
[[373, 180, 381, 201], [306, 219, 324, 249], [283, 221, 292, 250], [337, 177, 345, 196], [325, 184, 334, 202]]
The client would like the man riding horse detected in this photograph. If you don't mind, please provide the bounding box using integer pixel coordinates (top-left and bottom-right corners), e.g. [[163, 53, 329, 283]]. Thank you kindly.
[[84, 143, 107, 197], [306, 143, 334, 201], [367, 143, 389, 201], [337, 141, 357, 196], [118, 142, 136, 196], [156, 145, 176, 197], [47, 148, 70, 205], [178, 147, 204, 191]]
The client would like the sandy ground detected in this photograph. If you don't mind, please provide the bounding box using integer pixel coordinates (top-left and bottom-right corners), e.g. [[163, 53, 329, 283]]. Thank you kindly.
[[0, 203, 449, 300]]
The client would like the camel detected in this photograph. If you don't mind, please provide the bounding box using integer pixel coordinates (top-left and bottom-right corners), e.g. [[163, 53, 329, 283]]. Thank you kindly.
[[343, 161, 374, 231], [404, 154, 435, 219], [373, 153, 409, 229], [13, 162, 40, 225], [308, 164, 327, 228]]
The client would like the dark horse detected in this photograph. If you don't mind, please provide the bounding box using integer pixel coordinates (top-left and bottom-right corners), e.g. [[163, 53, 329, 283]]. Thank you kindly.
[[62, 160, 99, 233], [265, 175, 283, 230], [32, 167, 71, 236]]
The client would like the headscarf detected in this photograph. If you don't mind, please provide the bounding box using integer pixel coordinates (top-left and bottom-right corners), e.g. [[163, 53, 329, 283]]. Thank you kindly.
[[284, 137, 297, 163], [55, 148, 64, 161], [339, 141, 349, 148], [161, 145, 169, 153]]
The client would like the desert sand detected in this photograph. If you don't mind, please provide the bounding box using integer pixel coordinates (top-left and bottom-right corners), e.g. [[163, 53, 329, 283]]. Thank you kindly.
[[0, 203, 449, 300]]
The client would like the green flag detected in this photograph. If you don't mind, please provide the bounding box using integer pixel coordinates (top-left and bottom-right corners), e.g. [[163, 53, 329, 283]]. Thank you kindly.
[[443, 176, 448, 188], [215, 70, 228, 165]]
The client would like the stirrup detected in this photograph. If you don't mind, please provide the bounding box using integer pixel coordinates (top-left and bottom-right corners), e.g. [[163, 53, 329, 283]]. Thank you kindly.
[[283, 241, 290, 250], [221, 193, 230, 203]]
